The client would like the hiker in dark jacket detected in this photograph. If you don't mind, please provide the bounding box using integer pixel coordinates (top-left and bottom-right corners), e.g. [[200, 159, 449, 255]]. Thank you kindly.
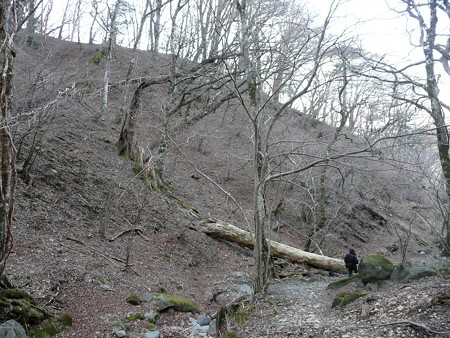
[[344, 248, 358, 276]]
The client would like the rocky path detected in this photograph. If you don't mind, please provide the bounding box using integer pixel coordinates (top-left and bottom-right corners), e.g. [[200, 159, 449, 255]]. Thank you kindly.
[[236, 278, 333, 337], [53, 272, 449, 337], [235, 276, 450, 338]]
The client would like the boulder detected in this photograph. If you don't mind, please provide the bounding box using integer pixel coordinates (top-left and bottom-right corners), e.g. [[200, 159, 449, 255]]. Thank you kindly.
[[391, 260, 437, 283], [358, 253, 394, 284], [115, 330, 127, 337], [331, 289, 367, 308], [196, 314, 211, 326], [326, 274, 364, 290], [0, 320, 27, 338], [145, 330, 160, 338], [126, 294, 141, 305], [152, 293, 199, 313]]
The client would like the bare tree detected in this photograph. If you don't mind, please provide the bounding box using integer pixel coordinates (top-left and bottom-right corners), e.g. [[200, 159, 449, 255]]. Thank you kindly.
[[0, 0, 18, 278], [230, 0, 349, 295], [57, 0, 72, 39], [70, 0, 83, 43], [89, 0, 100, 44], [116, 0, 151, 124], [39, 0, 53, 37], [148, 0, 162, 51], [100, 0, 124, 116], [26, 0, 36, 34], [392, 0, 450, 255]]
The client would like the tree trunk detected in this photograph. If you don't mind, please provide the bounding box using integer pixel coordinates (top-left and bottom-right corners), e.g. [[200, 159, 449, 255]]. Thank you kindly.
[[422, 0, 450, 255], [0, 0, 17, 276], [26, 0, 36, 34], [152, 0, 162, 52], [116, 0, 150, 124], [116, 82, 164, 190], [101, 0, 122, 116], [57, 0, 70, 39], [200, 219, 346, 273], [89, 6, 98, 44], [236, 0, 272, 296], [117, 83, 146, 159], [70, 0, 82, 43]]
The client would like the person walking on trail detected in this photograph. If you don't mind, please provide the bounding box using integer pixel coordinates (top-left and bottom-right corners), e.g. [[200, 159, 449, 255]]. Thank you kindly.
[[344, 248, 358, 277]]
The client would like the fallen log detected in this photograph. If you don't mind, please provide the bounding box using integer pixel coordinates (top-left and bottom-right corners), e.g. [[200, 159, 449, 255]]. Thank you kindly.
[[200, 219, 346, 273]]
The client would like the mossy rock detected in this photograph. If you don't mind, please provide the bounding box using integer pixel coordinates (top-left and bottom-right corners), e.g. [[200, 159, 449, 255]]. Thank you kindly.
[[126, 313, 136, 321], [152, 293, 199, 313], [124, 312, 145, 321], [332, 289, 367, 308], [358, 253, 394, 284], [146, 322, 157, 330], [90, 49, 103, 65], [365, 279, 390, 291], [327, 274, 364, 290], [31, 312, 72, 337], [0, 288, 47, 325], [391, 260, 437, 283], [126, 294, 142, 305]]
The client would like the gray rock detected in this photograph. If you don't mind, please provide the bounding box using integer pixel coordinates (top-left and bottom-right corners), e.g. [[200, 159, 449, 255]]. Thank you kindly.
[[0, 320, 27, 338], [142, 292, 154, 303], [144, 311, 160, 324], [197, 325, 210, 333], [145, 330, 160, 338], [231, 271, 244, 279], [191, 323, 209, 335], [196, 314, 211, 326], [232, 283, 252, 296], [209, 319, 217, 333], [391, 260, 437, 283], [115, 330, 127, 337]]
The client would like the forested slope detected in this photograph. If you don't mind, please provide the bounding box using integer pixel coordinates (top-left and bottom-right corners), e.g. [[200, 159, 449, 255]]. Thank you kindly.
[[4, 33, 442, 336]]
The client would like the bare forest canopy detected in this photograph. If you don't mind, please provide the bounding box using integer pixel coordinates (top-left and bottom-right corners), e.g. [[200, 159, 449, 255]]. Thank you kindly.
[[5, 0, 450, 296]]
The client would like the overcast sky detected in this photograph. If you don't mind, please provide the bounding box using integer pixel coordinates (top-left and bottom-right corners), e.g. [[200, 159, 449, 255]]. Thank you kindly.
[[307, 0, 419, 65], [49, 0, 421, 67]]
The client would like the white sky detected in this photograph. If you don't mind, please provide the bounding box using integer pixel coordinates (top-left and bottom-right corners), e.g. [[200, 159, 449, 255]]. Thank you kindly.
[[49, 0, 420, 65], [49, 0, 437, 83], [307, 0, 420, 66]]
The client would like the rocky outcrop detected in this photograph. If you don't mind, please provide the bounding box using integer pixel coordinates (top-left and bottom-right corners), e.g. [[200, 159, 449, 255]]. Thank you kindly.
[[358, 253, 394, 284], [391, 260, 438, 283]]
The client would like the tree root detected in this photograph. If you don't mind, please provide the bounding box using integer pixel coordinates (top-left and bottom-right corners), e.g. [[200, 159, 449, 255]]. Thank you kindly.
[[378, 320, 450, 335]]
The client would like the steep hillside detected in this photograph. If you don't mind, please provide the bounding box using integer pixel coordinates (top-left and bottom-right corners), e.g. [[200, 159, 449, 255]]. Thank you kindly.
[[4, 34, 444, 336]]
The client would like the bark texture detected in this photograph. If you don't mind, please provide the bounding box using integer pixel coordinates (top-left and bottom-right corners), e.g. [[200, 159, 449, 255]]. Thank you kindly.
[[200, 219, 346, 273], [0, 0, 17, 276]]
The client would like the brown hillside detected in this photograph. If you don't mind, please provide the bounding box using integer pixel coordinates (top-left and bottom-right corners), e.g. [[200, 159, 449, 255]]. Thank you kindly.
[[5, 34, 443, 336]]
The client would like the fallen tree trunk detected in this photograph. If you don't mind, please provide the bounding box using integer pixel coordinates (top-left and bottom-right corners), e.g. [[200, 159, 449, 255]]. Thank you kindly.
[[200, 219, 346, 273]]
